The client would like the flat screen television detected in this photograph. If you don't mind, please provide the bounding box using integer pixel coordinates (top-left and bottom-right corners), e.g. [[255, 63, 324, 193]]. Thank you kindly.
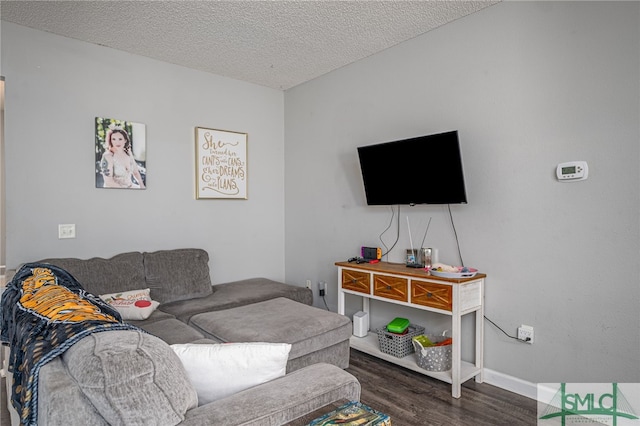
[[357, 130, 467, 205]]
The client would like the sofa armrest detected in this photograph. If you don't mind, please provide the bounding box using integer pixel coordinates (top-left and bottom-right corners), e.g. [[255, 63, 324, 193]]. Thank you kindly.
[[180, 363, 360, 426], [37, 358, 109, 426], [3, 346, 19, 426]]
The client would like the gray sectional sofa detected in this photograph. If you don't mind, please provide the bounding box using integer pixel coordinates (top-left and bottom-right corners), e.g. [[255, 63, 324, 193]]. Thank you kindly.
[[2, 248, 360, 425]]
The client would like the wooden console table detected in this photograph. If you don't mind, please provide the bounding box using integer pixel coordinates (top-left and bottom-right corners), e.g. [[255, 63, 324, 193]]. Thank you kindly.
[[336, 261, 485, 398]]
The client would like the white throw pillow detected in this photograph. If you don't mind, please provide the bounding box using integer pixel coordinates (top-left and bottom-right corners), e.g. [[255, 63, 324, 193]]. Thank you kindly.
[[99, 288, 159, 320], [170, 342, 292, 405]]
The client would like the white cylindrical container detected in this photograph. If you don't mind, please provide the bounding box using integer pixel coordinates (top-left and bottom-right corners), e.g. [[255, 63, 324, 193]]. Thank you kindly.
[[353, 311, 369, 337]]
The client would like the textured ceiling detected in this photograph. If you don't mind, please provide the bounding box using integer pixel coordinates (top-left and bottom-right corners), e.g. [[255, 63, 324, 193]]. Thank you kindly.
[[1, 1, 499, 90]]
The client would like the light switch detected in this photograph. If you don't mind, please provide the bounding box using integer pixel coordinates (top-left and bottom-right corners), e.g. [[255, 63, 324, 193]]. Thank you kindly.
[[58, 224, 76, 239]]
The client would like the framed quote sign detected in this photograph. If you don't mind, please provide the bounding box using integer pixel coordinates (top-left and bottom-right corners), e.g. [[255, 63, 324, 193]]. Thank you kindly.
[[195, 127, 248, 199]]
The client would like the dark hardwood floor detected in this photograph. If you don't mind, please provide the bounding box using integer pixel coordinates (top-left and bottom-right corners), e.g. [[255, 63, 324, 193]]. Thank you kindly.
[[289, 349, 537, 426], [2, 349, 537, 426]]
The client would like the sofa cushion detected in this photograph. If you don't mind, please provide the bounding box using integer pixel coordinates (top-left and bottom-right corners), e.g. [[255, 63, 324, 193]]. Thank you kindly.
[[63, 330, 198, 426], [38, 252, 146, 296], [171, 342, 291, 405], [143, 249, 212, 303], [159, 277, 313, 322], [136, 318, 207, 345]]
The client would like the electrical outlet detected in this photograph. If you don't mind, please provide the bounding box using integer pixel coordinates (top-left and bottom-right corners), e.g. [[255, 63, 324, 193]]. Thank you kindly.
[[58, 224, 76, 239], [305, 280, 312, 289], [319, 281, 327, 297], [518, 325, 534, 344]]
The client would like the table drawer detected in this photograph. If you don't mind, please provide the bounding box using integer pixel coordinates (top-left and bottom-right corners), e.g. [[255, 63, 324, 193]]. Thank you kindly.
[[411, 280, 452, 311], [341, 269, 370, 294], [373, 274, 408, 302]]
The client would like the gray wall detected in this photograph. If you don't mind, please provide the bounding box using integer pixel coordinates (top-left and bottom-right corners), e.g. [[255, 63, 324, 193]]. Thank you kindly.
[[284, 2, 639, 384], [2, 22, 286, 285]]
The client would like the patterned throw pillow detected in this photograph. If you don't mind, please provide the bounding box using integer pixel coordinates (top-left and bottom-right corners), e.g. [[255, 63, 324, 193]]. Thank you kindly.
[[100, 288, 159, 321]]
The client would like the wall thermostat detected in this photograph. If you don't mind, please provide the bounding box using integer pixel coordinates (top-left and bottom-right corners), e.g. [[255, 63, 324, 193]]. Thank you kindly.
[[556, 161, 588, 182]]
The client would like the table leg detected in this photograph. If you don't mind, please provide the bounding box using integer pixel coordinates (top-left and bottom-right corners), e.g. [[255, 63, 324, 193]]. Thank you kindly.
[[475, 306, 484, 383], [451, 311, 461, 398]]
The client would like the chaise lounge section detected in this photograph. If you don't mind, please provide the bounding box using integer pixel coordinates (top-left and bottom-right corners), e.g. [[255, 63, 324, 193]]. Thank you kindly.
[[189, 297, 352, 371]]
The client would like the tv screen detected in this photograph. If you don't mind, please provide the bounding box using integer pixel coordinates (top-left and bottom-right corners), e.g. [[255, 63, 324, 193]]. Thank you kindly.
[[357, 130, 467, 205]]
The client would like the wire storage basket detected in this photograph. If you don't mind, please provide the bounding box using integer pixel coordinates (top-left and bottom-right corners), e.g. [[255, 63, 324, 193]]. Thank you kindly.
[[412, 332, 452, 372], [376, 324, 425, 358]]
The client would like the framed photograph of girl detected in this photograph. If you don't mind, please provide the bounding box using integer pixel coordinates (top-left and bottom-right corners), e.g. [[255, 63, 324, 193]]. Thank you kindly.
[[95, 117, 146, 189]]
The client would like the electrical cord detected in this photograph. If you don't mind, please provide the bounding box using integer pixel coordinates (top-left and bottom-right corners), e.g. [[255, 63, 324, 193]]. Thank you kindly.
[[419, 216, 432, 249], [449, 207, 530, 342], [484, 315, 530, 342], [380, 205, 400, 259], [447, 204, 465, 267], [378, 206, 394, 257], [321, 295, 330, 311]]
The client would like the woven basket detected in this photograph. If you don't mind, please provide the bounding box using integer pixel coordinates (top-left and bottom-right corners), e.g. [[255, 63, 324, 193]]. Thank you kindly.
[[376, 324, 425, 358]]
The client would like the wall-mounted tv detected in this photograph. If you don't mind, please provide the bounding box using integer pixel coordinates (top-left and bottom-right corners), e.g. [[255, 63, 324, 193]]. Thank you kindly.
[[357, 130, 467, 205]]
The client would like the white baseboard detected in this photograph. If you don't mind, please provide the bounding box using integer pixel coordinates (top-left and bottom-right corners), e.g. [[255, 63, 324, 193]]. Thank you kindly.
[[483, 368, 538, 400]]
